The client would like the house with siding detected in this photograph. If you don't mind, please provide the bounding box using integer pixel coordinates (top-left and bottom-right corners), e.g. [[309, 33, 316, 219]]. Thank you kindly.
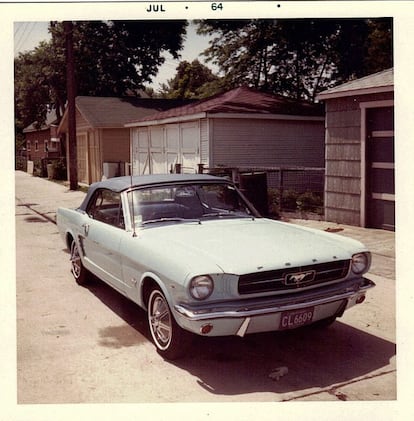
[[125, 87, 325, 177], [58, 96, 192, 184], [317, 68, 394, 231], [23, 110, 62, 162]]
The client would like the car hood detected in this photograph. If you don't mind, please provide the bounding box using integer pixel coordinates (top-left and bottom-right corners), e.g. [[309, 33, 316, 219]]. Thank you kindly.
[[140, 218, 367, 276]]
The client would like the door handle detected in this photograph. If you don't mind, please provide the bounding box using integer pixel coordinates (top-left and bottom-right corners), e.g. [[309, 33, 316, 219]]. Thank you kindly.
[[82, 223, 89, 236]]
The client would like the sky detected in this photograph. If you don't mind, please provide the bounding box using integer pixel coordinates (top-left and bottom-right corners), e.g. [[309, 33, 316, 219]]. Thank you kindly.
[[13, 20, 213, 90]]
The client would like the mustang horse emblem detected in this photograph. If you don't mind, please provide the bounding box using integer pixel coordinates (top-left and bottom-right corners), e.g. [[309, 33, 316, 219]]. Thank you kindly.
[[284, 270, 316, 286]]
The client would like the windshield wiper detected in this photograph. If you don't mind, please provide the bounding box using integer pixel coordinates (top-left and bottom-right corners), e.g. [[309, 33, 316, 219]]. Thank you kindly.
[[202, 211, 253, 219], [202, 212, 230, 218], [141, 217, 201, 226]]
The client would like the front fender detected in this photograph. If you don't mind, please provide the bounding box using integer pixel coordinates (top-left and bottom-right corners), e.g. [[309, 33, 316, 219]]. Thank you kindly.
[[137, 271, 184, 310]]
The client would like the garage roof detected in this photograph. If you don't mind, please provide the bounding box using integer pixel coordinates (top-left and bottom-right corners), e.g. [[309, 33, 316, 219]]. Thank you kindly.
[[125, 86, 324, 127], [58, 96, 193, 132], [317, 68, 394, 100]]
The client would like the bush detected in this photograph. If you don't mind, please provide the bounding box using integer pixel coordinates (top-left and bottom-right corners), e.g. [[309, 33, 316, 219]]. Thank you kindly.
[[267, 188, 280, 218], [268, 189, 299, 213], [33, 159, 44, 177], [51, 158, 67, 180], [282, 189, 300, 211], [296, 191, 323, 213], [267, 188, 324, 215], [15, 157, 27, 171]]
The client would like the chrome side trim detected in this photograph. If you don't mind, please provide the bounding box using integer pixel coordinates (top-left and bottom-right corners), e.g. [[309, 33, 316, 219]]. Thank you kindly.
[[174, 278, 375, 321]]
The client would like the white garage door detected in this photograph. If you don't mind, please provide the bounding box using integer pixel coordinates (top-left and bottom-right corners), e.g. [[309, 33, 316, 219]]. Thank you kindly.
[[131, 122, 200, 175], [180, 122, 200, 172]]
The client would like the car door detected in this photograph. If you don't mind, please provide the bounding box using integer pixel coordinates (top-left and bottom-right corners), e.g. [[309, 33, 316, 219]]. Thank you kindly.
[[81, 189, 128, 293]]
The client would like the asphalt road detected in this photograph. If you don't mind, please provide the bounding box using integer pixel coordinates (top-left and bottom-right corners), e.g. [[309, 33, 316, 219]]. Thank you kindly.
[[13, 171, 397, 412]]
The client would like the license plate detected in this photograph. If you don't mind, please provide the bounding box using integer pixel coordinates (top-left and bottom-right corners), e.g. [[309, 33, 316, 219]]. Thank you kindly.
[[279, 307, 314, 330]]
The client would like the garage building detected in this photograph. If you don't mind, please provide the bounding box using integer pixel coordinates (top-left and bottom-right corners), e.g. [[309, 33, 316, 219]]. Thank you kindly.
[[318, 68, 394, 230], [125, 87, 325, 176]]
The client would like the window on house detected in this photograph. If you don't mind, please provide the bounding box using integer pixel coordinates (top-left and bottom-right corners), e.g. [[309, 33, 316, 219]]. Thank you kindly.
[[27, 140, 31, 151], [44, 140, 49, 152], [35, 141, 39, 151], [49, 140, 59, 152]]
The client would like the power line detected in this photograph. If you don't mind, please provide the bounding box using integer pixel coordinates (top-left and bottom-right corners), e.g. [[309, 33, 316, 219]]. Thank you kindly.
[[14, 22, 28, 52], [14, 23, 24, 38], [14, 22, 37, 54], [14, 22, 50, 56]]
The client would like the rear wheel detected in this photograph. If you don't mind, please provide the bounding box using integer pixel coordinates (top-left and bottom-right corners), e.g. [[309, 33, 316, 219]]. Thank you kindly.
[[70, 239, 88, 285], [147, 288, 190, 360]]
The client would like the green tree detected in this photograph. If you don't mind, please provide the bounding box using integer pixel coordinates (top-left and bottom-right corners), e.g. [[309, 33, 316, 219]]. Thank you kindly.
[[361, 19, 393, 76], [158, 59, 220, 99], [15, 40, 65, 131], [196, 18, 393, 101], [15, 20, 188, 131]]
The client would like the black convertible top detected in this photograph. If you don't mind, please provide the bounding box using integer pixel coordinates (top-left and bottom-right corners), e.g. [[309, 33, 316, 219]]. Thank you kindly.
[[78, 173, 228, 211]]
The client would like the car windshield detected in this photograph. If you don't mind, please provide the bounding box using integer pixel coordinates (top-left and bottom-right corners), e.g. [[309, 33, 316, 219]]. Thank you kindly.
[[128, 182, 256, 226]]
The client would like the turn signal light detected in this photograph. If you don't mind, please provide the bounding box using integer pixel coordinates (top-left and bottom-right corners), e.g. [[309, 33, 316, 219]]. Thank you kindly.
[[200, 324, 213, 334], [356, 295, 366, 304]]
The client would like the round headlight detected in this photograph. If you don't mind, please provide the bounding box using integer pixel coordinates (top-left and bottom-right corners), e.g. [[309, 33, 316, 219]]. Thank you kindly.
[[189, 275, 214, 300], [351, 252, 370, 274]]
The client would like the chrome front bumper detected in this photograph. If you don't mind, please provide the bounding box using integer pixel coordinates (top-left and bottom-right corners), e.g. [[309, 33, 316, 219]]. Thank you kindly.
[[174, 277, 375, 322]]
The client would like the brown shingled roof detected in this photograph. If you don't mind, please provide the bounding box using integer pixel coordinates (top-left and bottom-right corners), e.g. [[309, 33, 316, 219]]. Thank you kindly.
[[74, 96, 193, 128], [126, 87, 324, 126]]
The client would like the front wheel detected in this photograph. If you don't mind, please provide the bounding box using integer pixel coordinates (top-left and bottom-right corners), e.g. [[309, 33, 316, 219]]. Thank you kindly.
[[147, 288, 190, 360], [70, 239, 88, 285]]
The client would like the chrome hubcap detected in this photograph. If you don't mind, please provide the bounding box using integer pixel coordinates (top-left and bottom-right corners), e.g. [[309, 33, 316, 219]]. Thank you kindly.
[[70, 243, 81, 278], [150, 294, 172, 348]]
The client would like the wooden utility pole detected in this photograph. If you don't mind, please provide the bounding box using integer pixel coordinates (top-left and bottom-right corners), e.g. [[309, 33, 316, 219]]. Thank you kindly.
[[64, 21, 78, 190]]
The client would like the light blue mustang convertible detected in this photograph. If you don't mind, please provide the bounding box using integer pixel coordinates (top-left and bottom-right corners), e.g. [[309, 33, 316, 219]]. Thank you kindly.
[[57, 174, 375, 359]]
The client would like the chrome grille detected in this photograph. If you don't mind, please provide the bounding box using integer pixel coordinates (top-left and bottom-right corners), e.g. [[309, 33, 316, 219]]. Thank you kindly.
[[238, 260, 350, 295]]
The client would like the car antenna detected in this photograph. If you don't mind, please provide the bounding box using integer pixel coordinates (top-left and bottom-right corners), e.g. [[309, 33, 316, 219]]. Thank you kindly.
[[130, 162, 137, 237]]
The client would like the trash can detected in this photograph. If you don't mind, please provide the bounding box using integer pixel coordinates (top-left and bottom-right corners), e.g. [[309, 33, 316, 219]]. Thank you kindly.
[[239, 172, 268, 216], [47, 163, 56, 179]]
